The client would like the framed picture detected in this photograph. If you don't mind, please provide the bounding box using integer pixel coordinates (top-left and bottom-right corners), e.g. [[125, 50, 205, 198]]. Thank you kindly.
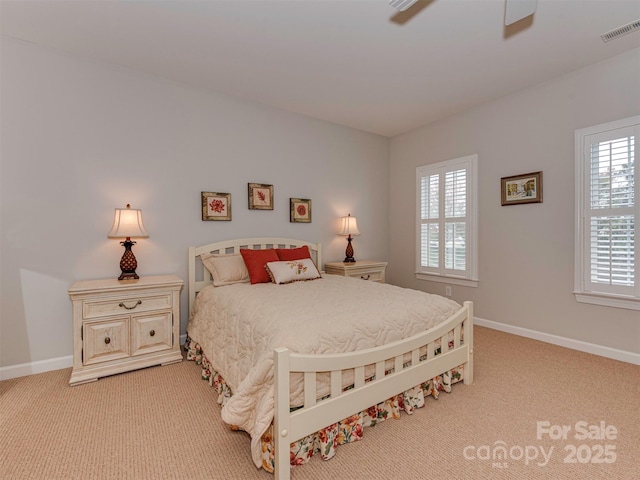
[[501, 171, 543, 206], [290, 198, 311, 223], [201, 192, 231, 221], [248, 183, 274, 210]]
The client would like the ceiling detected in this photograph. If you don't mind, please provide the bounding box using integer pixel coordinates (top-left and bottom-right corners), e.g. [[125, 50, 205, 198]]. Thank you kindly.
[[2, 0, 639, 137]]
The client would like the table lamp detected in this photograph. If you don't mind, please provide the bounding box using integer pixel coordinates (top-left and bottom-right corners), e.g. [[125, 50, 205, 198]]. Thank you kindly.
[[108, 204, 149, 280], [339, 213, 360, 263]]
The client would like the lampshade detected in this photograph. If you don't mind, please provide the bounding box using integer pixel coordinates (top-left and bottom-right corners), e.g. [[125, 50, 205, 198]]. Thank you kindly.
[[338, 214, 360, 236], [108, 204, 149, 239]]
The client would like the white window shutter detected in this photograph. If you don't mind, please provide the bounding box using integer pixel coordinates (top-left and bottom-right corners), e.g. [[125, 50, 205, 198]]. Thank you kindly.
[[575, 116, 639, 309], [416, 155, 478, 284]]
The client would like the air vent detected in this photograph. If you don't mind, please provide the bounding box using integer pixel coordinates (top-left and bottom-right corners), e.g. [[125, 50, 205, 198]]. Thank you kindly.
[[601, 19, 640, 42]]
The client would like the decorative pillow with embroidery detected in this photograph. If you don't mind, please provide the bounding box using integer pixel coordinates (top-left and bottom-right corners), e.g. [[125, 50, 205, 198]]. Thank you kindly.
[[265, 258, 321, 284], [201, 253, 250, 287], [240, 248, 280, 284]]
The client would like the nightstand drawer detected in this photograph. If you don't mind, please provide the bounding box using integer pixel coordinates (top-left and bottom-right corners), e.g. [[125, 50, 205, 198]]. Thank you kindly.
[[83, 317, 130, 365], [345, 269, 384, 282], [324, 260, 388, 284], [83, 293, 172, 319], [131, 312, 173, 356]]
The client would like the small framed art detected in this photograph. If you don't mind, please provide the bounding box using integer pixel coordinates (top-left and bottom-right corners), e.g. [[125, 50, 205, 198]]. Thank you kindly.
[[248, 183, 274, 210], [290, 198, 311, 223], [201, 192, 231, 221], [501, 171, 543, 206]]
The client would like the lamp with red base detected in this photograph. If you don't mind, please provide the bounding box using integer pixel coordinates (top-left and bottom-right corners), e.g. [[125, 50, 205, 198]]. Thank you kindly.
[[338, 213, 360, 263], [108, 204, 149, 280]]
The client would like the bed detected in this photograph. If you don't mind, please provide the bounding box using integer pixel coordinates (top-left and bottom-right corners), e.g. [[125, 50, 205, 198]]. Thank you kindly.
[[186, 237, 473, 480]]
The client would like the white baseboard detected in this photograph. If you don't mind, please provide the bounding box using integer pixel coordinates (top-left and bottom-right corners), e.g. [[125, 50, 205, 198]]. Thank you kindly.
[[0, 355, 73, 381], [1, 335, 191, 381], [475, 317, 640, 365]]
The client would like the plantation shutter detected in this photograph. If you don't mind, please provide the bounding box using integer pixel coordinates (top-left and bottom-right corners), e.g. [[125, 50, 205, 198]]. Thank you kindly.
[[444, 168, 467, 273], [420, 173, 439, 269], [417, 155, 475, 280], [583, 126, 637, 296]]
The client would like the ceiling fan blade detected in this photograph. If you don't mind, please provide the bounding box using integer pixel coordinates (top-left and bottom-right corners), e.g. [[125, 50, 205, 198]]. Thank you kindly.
[[505, 0, 537, 26], [389, 0, 420, 12]]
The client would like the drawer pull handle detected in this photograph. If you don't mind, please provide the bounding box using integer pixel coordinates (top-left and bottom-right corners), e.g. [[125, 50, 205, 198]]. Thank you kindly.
[[104, 336, 111, 345], [361, 274, 371, 280], [149, 330, 155, 337], [119, 300, 142, 310]]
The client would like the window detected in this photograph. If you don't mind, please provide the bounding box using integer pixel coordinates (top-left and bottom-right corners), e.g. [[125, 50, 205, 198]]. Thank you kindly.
[[575, 116, 639, 310], [416, 154, 478, 286]]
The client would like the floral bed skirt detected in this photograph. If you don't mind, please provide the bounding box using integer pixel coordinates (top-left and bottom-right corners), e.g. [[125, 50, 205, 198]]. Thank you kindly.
[[184, 337, 464, 473]]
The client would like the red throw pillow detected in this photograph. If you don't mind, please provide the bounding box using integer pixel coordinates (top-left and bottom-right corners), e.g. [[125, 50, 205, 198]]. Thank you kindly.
[[240, 248, 279, 284], [276, 246, 312, 261]]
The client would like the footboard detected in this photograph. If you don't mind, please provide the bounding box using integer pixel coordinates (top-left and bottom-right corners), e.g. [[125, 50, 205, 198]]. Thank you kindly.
[[273, 301, 473, 480]]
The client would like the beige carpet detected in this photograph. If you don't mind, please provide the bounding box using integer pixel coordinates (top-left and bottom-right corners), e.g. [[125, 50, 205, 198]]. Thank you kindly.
[[1, 326, 638, 479]]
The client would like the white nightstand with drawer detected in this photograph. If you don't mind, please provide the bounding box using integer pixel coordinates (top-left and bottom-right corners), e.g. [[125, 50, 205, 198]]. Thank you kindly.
[[324, 260, 388, 283], [68, 275, 183, 386]]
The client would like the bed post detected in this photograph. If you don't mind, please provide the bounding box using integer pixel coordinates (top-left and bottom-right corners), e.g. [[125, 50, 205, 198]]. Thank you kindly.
[[463, 301, 474, 385], [273, 347, 291, 480], [188, 246, 196, 314]]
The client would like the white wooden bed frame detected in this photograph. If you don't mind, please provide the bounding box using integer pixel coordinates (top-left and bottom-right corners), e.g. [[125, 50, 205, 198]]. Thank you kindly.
[[188, 237, 474, 480]]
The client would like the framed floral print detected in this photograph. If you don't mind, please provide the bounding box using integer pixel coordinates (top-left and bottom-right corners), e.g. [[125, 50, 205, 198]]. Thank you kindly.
[[248, 183, 274, 210], [202, 192, 231, 221], [501, 171, 543, 206], [290, 198, 311, 223]]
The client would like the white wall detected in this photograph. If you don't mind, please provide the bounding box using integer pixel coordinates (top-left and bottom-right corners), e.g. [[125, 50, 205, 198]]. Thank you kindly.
[[0, 38, 390, 369], [3, 37, 638, 374], [389, 48, 640, 356]]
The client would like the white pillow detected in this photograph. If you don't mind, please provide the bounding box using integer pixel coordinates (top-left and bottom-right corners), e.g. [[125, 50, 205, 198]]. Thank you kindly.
[[201, 253, 250, 286], [265, 258, 321, 284]]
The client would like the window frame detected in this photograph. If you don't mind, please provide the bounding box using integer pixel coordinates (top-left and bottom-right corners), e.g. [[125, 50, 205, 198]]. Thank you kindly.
[[574, 115, 640, 310], [415, 154, 478, 287]]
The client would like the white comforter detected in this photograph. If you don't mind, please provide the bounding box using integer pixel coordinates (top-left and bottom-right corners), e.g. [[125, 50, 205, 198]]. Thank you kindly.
[[187, 274, 460, 468]]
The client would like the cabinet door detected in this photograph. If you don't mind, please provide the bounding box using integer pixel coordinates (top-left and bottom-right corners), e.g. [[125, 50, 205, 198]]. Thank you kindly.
[[131, 311, 173, 356], [83, 317, 130, 365]]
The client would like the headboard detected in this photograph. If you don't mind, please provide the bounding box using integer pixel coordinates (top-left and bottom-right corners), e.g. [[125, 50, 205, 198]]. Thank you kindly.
[[188, 237, 322, 314]]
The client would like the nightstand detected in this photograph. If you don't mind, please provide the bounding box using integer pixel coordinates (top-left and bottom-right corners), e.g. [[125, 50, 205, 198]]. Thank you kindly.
[[324, 260, 388, 283], [68, 275, 183, 386]]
